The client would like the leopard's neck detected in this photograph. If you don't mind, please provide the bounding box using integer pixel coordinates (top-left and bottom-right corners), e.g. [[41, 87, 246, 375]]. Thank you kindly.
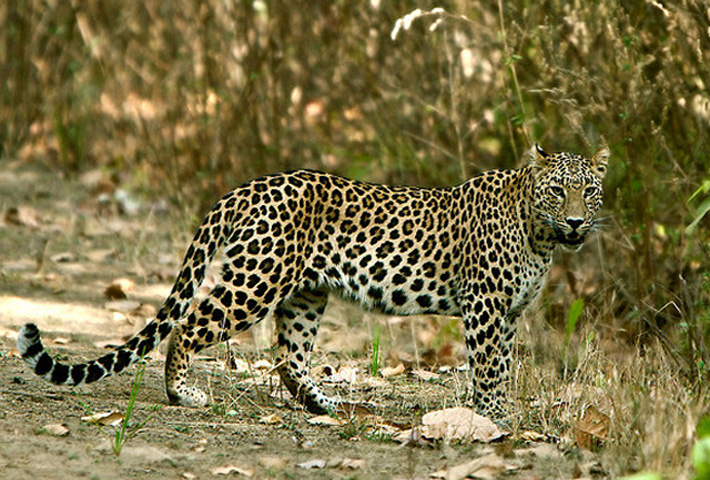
[[517, 166, 558, 259]]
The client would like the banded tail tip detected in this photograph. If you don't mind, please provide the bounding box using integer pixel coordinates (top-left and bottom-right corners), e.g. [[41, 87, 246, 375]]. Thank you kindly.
[[17, 323, 44, 359]]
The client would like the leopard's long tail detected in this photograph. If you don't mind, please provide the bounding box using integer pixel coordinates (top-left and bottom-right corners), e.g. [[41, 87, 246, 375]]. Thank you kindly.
[[16, 191, 238, 387]]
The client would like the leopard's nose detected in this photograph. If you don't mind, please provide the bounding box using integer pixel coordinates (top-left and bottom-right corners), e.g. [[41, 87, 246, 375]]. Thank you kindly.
[[565, 217, 584, 231]]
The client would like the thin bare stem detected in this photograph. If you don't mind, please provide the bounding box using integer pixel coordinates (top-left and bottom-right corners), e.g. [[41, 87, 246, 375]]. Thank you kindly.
[[497, 0, 530, 152]]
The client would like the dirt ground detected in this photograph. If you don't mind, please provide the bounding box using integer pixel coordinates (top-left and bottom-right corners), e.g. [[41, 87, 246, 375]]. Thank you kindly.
[[0, 162, 605, 480]]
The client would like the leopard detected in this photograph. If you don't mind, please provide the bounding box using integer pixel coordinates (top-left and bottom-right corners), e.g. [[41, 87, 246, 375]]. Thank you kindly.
[[17, 144, 609, 419]]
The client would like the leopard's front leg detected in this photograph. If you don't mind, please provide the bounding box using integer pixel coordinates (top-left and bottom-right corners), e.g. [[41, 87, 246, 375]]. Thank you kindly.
[[460, 295, 515, 420]]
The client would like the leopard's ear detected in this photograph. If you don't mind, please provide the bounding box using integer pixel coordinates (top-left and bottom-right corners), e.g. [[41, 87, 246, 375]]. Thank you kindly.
[[530, 143, 550, 169], [590, 146, 610, 179]]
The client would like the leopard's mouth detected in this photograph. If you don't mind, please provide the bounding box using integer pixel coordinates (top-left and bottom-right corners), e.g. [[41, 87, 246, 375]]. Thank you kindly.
[[556, 231, 586, 250]]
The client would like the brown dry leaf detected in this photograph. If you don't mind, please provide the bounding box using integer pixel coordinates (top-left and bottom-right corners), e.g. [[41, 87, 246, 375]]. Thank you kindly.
[[5, 206, 40, 228], [311, 364, 336, 377], [430, 453, 506, 480], [296, 459, 326, 470], [336, 458, 367, 470], [94, 338, 132, 349], [105, 278, 136, 299], [422, 407, 506, 443], [104, 284, 126, 300], [320, 365, 358, 384], [336, 401, 373, 416], [370, 423, 401, 439], [258, 456, 287, 470], [229, 357, 250, 372], [252, 359, 273, 371], [380, 363, 405, 378], [51, 337, 70, 345], [518, 430, 547, 442], [411, 369, 440, 382], [307, 415, 343, 427], [39, 424, 70, 437], [337, 365, 359, 383], [394, 426, 432, 447], [81, 411, 125, 427], [111, 311, 129, 324], [575, 405, 610, 449], [259, 413, 283, 425], [211, 464, 253, 476]]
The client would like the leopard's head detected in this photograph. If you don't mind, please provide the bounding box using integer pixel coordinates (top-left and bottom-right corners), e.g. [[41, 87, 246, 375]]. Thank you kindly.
[[530, 144, 609, 251]]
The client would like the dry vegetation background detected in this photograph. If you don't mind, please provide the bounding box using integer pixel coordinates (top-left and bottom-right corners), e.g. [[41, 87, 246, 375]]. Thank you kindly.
[[2, 0, 710, 477]]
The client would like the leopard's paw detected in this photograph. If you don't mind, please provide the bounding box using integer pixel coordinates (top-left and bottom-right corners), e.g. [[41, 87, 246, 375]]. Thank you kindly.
[[167, 386, 208, 407]]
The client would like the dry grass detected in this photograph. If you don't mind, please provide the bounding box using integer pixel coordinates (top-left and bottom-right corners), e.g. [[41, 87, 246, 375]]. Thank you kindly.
[[515, 317, 708, 478]]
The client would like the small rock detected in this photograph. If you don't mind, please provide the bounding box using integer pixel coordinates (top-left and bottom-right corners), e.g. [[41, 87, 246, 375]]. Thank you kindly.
[[296, 459, 326, 470], [39, 424, 69, 437]]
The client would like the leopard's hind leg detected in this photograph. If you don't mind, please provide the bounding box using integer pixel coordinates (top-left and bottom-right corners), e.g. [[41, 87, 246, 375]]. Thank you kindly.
[[274, 287, 336, 414], [165, 264, 275, 407]]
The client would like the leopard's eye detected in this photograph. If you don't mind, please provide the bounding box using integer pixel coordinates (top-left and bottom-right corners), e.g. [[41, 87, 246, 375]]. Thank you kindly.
[[549, 186, 565, 198], [584, 186, 598, 198]]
